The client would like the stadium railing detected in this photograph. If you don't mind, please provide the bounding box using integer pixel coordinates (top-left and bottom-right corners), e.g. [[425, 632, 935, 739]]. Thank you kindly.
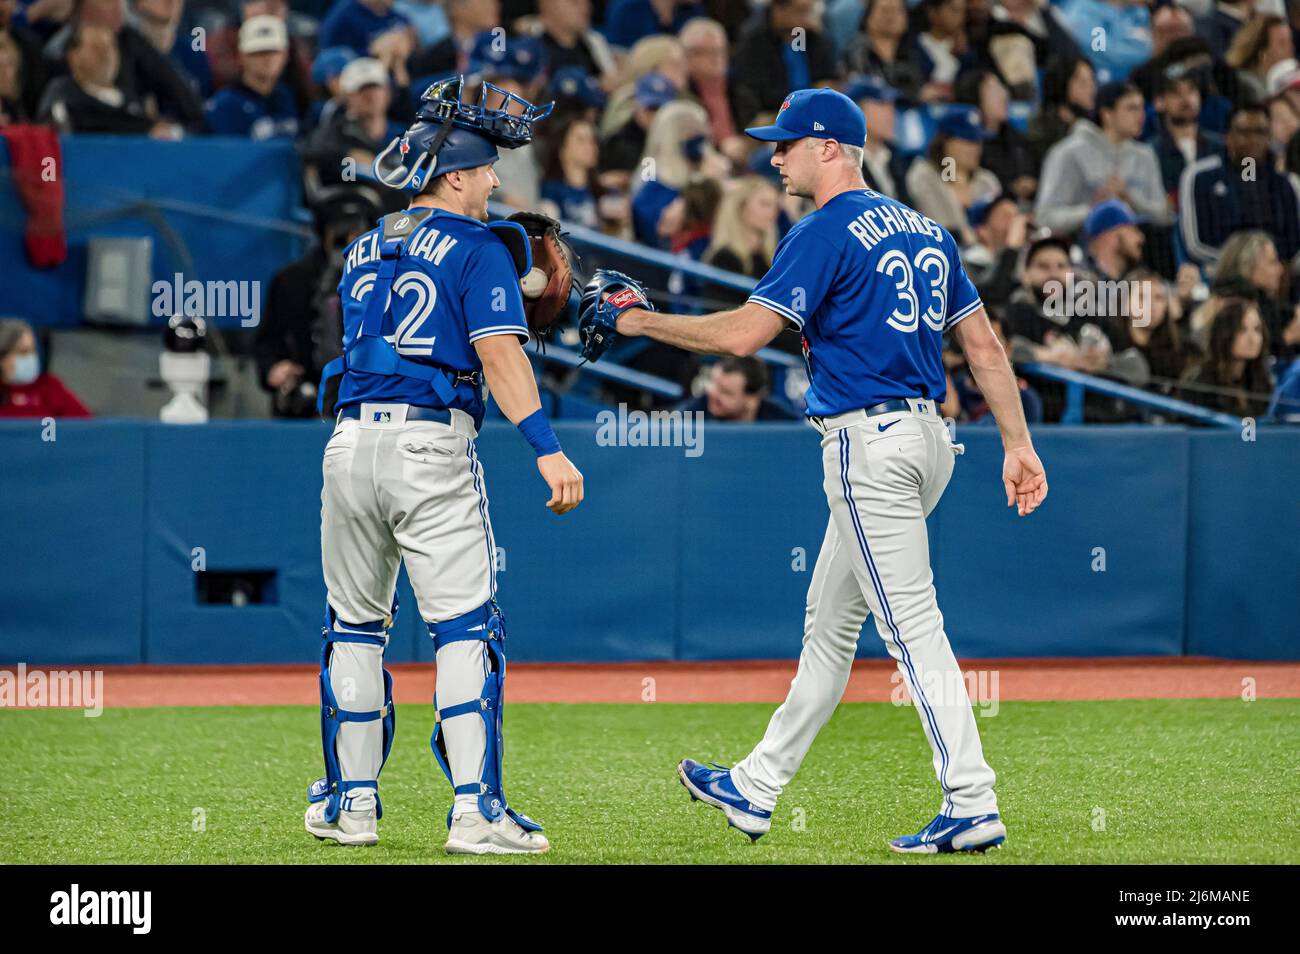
[[503, 202, 1243, 428]]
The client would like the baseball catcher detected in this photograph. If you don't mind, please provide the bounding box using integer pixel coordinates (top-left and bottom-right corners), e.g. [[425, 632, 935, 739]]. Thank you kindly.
[[304, 76, 583, 855]]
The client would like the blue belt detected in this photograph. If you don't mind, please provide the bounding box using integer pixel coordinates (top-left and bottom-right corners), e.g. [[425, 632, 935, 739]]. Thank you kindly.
[[338, 404, 452, 425]]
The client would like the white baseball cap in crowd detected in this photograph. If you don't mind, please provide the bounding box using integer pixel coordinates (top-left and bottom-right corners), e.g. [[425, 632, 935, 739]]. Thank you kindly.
[[340, 58, 389, 95], [239, 15, 289, 55], [1266, 58, 1300, 99]]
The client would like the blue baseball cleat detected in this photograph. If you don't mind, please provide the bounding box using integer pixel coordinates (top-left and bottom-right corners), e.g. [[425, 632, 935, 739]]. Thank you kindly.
[[677, 759, 772, 841], [889, 812, 1006, 854]]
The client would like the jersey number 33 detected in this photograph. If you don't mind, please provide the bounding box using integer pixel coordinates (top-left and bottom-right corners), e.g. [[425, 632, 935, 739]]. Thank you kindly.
[[876, 247, 949, 334]]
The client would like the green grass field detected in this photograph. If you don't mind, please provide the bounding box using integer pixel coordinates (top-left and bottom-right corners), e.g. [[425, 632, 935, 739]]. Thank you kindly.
[[1, 699, 1296, 864]]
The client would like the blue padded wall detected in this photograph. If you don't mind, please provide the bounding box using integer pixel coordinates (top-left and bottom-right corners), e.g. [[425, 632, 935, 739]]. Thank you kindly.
[[0, 421, 1295, 664]]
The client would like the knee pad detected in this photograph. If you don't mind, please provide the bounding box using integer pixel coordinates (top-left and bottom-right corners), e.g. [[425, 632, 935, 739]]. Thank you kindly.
[[428, 601, 542, 832], [308, 604, 396, 823]]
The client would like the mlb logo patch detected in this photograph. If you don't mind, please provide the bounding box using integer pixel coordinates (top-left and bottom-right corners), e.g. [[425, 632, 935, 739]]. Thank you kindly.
[[372, 411, 392, 423], [780, 98, 792, 112], [399, 136, 410, 156], [607, 288, 644, 309]]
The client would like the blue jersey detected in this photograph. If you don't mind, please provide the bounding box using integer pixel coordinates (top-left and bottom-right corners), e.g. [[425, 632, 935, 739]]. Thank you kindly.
[[335, 208, 528, 428], [749, 189, 982, 417], [205, 83, 299, 140]]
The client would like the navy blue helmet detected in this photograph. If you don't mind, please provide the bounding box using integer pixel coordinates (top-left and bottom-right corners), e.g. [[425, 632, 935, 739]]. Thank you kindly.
[[373, 76, 554, 192]]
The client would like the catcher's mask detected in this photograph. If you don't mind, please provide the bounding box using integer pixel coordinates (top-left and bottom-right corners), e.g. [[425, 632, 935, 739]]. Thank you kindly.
[[373, 76, 554, 192]]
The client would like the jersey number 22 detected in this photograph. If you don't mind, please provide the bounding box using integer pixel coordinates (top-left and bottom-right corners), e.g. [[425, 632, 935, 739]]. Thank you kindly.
[[352, 271, 439, 356]]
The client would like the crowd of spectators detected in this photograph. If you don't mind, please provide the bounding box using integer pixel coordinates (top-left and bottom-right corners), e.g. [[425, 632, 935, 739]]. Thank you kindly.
[[3, 0, 1300, 422]]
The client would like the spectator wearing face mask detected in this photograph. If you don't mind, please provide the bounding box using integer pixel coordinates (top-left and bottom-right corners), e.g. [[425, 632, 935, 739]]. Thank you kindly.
[[0, 319, 91, 418], [630, 97, 726, 245]]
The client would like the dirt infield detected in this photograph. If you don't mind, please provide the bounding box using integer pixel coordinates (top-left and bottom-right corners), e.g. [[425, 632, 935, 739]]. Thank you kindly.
[[4, 657, 1297, 708]]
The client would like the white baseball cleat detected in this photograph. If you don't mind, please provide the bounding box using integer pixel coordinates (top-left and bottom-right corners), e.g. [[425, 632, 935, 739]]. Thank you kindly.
[[445, 811, 551, 855], [305, 790, 379, 846]]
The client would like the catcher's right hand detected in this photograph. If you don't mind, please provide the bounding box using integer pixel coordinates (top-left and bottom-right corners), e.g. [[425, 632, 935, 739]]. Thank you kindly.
[[577, 269, 653, 362]]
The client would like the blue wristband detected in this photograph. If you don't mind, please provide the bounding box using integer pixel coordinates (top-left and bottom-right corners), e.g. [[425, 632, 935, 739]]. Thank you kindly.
[[518, 408, 562, 457]]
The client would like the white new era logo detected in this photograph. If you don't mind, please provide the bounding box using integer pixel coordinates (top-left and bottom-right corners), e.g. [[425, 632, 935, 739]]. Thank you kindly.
[[813, 121, 825, 131]]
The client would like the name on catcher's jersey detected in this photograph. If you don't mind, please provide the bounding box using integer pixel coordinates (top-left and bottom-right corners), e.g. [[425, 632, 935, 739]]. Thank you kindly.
[[336, 208, 529, 425], [749, 189, 982, 417]]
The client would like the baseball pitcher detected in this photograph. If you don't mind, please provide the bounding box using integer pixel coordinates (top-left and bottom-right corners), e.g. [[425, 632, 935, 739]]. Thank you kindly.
[[578, 88, 1048, 853], [304, 77, 582, 855]]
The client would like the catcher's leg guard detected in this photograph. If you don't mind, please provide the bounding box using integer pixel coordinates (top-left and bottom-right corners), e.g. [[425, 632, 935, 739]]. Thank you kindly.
[[309, 606, 395, 823], [428, 601, 542, 832]]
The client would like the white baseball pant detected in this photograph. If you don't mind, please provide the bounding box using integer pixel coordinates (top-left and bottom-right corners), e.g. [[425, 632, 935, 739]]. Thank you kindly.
[[731, 399, 998, 819], [321, 404, 496, 813]]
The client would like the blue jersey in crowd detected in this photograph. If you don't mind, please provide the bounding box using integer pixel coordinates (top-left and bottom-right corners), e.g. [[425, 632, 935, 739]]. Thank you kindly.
[[335, 208, 528, 428], [206, 83, 300, 139], [541, 180, 598, 228], [319, 0, 412, 56], [749, 188, 982, 417]]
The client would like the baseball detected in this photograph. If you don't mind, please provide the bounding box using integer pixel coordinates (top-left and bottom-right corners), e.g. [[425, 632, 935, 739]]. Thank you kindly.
[[521, 267, 548, 299]]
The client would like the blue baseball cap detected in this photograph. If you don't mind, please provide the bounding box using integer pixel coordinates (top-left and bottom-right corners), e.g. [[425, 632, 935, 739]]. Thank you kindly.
[[550, 66, 606, 109], [744, 88, 868, 147], [968, 191, 1013, 228], [1084, 199, 1142, 241], [844, 74, 898, 105], [469, 32, 548, 82], [312, 46, 357, 86], [634, 71, 678, 108], [936, 108, 993, 142]]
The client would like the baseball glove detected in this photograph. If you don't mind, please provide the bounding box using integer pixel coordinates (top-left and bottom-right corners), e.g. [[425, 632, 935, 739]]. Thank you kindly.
[[578, 269, 654, 363], [507, 211, 576, 338]]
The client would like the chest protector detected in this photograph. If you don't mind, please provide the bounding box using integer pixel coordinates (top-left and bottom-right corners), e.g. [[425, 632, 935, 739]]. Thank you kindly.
[[318, 209, 530, 415]]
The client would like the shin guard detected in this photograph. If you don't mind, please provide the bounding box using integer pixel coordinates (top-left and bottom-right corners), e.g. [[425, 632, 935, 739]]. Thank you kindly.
[[428, 601, 542, 831], [308, 606, 395, 823]]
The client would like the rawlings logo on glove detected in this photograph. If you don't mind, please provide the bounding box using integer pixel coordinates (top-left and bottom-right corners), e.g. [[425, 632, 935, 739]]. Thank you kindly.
[[577, 269, 653, 363]]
